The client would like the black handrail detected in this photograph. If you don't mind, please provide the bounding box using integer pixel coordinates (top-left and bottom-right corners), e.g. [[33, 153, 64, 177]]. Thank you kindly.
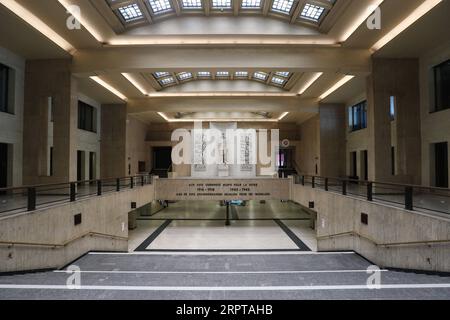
[[0, 173, 154, 214], [294, 174, 449, 214]]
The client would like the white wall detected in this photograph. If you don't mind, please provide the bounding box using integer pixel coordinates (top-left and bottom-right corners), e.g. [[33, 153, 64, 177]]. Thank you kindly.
[[0, 46, 24, 187], [420, 41, 450, 187]]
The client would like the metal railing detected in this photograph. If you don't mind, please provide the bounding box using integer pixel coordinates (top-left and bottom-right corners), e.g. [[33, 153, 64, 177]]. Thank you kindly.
[[293, 174, 450, 215], [0, 174, 153, 216]]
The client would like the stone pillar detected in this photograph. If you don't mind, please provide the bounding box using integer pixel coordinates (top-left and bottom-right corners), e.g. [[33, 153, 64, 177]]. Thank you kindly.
[[23, 60, 78, 185], [101, 104, 127, 179], [366, 58, 421, 184], [319, 103, 346, 177]]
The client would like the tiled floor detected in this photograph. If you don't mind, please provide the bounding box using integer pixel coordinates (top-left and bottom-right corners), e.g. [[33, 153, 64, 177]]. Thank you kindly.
[[131, 200, 316, 252]]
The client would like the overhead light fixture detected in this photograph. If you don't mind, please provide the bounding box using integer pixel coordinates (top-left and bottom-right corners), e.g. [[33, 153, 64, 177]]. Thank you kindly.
[[0, 0, 74, 53], [339, 0, 384, 42], [372, 0, 442, 51], [58, 0, 104, 43], [122, 73, 148, 95], [90, 76, 128, 101], [319, 75, 355, 100], [298, 72, 323, 95], [157, 112, 287, 123], [147, 92, 298, 98]]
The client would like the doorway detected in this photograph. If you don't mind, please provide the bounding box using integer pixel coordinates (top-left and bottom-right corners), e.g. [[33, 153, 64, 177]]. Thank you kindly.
[[433, 142, 448, 188], [0, 143, 8, 192], [361, 150, 368, 181], [77, 150, 85, 182], [350, 151, 358, 179], [89, 152, 96, 181], [152, 147, 172, 178]]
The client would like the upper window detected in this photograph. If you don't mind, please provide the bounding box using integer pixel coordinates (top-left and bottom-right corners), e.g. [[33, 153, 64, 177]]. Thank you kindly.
[[0, 63, 9, 114], [118, 4, 144, 22], [271, 0, 294, 15], [148, 0, 173, 14], [242, 0, 262, 9], [300, 3, 325, 22], [349, 101, 367, 132], [389, 96, 396, 121], [78, 101, 97, 133], [212, 0, 232, 9], [434, 60, 450, 112], [182, 0, 203, 9]]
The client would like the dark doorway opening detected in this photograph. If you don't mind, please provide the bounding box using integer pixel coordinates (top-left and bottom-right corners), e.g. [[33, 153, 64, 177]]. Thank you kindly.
[[77, 150, 83, 182], [362, 150, 368, 181], [350, 151, 358, 179], [152, 147, 172, 178], [0, 143, 8, 193], [89, 152, 96, 181], [434, 142, 448, 188], [277, 148, 296, 177]]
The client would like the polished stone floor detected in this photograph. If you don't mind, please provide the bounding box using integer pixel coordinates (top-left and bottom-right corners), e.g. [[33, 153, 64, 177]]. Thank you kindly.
[[130, 200, 315, 252], [1, 252, 449, 300]]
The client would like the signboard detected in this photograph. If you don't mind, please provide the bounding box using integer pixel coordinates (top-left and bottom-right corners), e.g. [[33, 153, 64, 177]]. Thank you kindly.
[[155, 178, 290, 201]]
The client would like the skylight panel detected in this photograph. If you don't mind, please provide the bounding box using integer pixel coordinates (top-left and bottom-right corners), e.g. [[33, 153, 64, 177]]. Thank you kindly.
[[182, 0, 203, 9], [148, 0, 173, 14], [118, 4, 143, 22], [177, 72, 193, 81], [300, 3, 326, 22], [212, 0, 232, 9], [275, 71, 290, 78], [159, 77, 175, 86], [271, 0, 294, 15], [271, 76, 286, 85], [234, 71, 249, 78], [253, 71, 269, 81], [216, 71, 230, 78], [197, 71, 211, 78], [241, 0, 262, 9], [154, 72, 171, 78]]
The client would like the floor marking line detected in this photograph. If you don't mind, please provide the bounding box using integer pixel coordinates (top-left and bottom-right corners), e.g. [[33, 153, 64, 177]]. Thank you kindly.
[[88, 251, 356, 256], [135, 219, 172, 251], [53, 269, 389, 275], [1, 283, 450, 291], [274, 219, 311, 251]]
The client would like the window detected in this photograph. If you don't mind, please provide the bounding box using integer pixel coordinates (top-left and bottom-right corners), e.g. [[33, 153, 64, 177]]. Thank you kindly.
[[389, 96, 396, 121], [253, 71, 269, 81], [78, 101, 97, 133], [275, 71, 290, 77], [148, 0, 173, 14], [182, 0, 202, 9], [271, 0, 294, 15], [154, 71, 171, 78], [434, 60, 450, 112], [300, 3, 325, 22], [197, 71, 211, 78], [159, 77, 175, 86], [0, 63, 9, 113], [176, 72, 193, 81], [271, 76, 286, 85], [118, 4, 143, 22], [234, 71, 248, 78], [212, 0, 232, 9], [349, 101, 367, 132], [216, 71, 230, 78], [242, 0, 262, 9]]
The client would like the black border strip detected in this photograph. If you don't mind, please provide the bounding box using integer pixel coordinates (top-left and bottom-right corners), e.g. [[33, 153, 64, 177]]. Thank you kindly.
[[142, 249, 303, 252], [274, 219, 311, 251], [135, 219, 172, 252], [137, 218, 310, 221]]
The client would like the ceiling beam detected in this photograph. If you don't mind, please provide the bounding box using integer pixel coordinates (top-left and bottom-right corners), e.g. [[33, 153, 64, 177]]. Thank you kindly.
[[72, 46, 371, 75]]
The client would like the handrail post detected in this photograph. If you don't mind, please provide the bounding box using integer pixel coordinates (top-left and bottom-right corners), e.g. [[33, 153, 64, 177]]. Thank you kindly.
[[325, 178, 329, 191], [97, 180, 102, 196], [405, 186, 413, 210], [141, 175, 145, 186], [301, 175, 305, 186], [70, 183, 76, 202], [312, 176, 315, 188], [367, 182, 373, 201], [116, 178, 120, 192], [130, 177, 134, 189], [27, 187, 36, 211], [342, 180, 347, 196]]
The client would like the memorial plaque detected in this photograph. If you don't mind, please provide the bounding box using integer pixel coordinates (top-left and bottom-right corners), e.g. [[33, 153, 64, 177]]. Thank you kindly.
[[155, 178, 290, 201]]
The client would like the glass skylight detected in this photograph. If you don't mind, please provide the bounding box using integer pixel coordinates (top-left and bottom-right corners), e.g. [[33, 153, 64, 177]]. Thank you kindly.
[[241, 0, 262, 9], [253, 71, 269, 81], [197, 71, 211, 77], [216, 71, 230, 77], [234, 71, 249, 77], [118, 4, 143, 21], [182, 0, 203, 9], [271, 0, 294, 15], [177, 72, 193, 81], [159, 77, 175, 85], [148, 0, 173, 14], [154, 71, 171, 78], [300, 3, 326, 22], [275, 71, 290, 77], [212, 0, 232, 9], [271, 76, 286, 85]]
